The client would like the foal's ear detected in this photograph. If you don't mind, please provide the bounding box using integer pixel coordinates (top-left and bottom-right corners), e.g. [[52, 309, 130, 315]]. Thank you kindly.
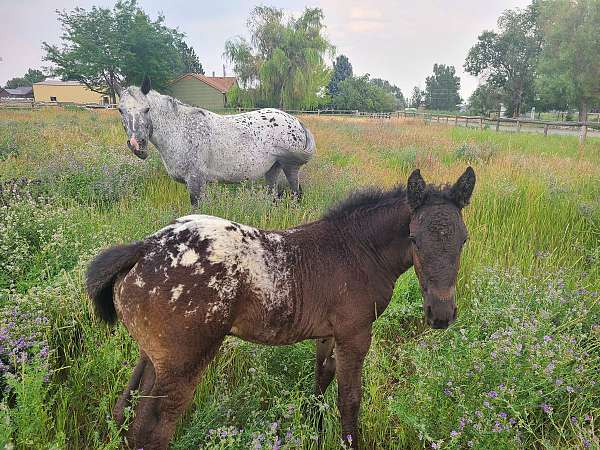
[[451, 166, 476, 209], [407, 169, 426, 211], [141, 75, 151, 95]]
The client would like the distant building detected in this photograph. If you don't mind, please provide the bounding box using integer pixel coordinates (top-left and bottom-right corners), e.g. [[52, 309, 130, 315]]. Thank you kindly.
[[1, 86, 34, 98], [168, 73, 237, 111], [33, 80, 110, 104]]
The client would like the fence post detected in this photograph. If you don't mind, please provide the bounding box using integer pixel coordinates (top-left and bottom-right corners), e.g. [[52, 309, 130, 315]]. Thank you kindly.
[[544, 124, 549, 136], [496, 118, 500, 132], [517, 120, 521, 132], [479, 117, 483, 130], [465, 117, 469, 128], [455, 115, 458, 126]]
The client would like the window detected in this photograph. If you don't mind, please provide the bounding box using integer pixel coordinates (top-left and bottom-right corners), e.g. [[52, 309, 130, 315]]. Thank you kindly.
[[102, 96, 109, 104], [50, 96, 57, 102]]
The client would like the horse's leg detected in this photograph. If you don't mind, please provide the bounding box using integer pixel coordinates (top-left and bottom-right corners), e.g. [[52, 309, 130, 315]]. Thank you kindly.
[[334, 328, 372, 449], [113, 352, 148, 427], [315, 337, 336, 443], [282, 164, 303, 199], [186, 174, 206, 207], [126, 339, 223, 450], [265, 162, 284, 198]]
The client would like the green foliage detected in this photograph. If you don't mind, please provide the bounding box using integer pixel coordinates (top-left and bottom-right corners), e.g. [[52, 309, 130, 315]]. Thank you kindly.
[[224, 6, 333, 109], [424, 64, 461, 111], [453, 142, 497, 163], [409, 86, 424, 108], [536, 0, 600, 121], [42, 0, 200, 102], [370, 78, 405, 110], [333, 75, 396, 112], [467, 83, 503, 116], [464, 4, 541, 117], [176, 40, 203, 75], [4, 69, 45, 89], [328, 54, 353, 98]]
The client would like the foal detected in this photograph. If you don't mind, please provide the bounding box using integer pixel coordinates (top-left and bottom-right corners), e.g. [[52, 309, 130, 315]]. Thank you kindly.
[[87, 167, 475, 449]]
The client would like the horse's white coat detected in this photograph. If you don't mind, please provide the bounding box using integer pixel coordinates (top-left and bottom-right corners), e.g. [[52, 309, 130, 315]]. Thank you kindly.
[[118, 87, 315, 197]]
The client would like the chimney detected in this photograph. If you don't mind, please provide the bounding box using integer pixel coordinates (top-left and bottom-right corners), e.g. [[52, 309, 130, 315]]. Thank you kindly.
[[223, 64, 226, 77], [212, 71, 215, 77]]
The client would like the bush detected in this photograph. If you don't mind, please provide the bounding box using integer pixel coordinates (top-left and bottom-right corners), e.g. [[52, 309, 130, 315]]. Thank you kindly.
[[454, 142, 497, 163]]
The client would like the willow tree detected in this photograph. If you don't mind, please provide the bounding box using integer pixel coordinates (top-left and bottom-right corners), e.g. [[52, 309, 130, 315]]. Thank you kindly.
[[224, 6, 333, 109]]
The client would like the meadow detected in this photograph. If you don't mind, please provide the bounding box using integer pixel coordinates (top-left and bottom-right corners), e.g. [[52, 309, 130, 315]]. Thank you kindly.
[[0, 107, 598, 449]]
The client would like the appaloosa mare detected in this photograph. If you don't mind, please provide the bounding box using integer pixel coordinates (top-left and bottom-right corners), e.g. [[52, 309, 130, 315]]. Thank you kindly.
[[87, 167, 475, 449], [116, 76, 315, 204]]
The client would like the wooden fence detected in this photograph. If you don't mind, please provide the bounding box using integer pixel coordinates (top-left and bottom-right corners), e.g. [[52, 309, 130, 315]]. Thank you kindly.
[[397, 111, 598, 144]]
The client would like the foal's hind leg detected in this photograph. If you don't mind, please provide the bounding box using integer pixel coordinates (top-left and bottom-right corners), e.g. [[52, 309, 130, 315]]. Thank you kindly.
[[126, 339, 223, 450], [113, 352, 149, 427], [265, 162, 284, 198], [282, 164, 303, 199]]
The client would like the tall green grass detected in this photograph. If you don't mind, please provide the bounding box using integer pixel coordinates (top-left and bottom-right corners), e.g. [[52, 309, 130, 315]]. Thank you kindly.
[[0, 109, 598, 449]]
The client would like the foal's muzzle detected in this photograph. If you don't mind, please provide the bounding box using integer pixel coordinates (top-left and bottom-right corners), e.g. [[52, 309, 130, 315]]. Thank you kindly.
[[425, 292, 457, 330]]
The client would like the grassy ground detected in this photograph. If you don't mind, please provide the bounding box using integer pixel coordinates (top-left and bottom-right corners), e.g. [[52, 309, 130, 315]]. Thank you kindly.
[[0, 108, 598, 449]]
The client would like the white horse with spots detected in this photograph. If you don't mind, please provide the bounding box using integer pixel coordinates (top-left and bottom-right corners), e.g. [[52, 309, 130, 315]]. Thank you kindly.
[[116, 76, 316, 204]]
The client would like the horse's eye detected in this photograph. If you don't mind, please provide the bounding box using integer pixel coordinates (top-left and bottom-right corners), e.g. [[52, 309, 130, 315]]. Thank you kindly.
[[118, 107, 123, 114], [409, 235, 416, 243], [143, 106, 150, 114]]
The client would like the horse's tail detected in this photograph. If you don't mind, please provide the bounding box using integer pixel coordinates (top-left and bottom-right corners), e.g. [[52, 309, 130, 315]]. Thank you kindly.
[[300, 121, 316, 156], [86, 241, 145, 325]]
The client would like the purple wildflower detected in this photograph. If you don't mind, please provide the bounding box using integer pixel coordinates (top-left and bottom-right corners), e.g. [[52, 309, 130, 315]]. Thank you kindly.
[[431, 443, 440, 449], [571, 417, 577, 424], [272, 437, 281, 450], [544, 335, 552, 342], [541, 403, 553, 414], [487, 390, 498, 398], [498, 412, 507, 419], [450, 430, 459, 437]]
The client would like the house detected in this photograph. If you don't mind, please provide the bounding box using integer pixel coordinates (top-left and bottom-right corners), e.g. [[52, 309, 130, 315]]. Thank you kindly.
[[33, 80, 111, 104], [1, 86, 34, 98], [168, 73, 237, 111]]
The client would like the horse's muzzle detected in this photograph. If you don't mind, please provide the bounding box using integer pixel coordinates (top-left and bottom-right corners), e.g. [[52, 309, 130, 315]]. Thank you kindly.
[[128, 139, 148, 159]]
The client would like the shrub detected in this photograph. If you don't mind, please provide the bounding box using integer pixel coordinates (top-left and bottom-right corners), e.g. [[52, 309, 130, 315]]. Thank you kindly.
[[454, 142, 497, 163]]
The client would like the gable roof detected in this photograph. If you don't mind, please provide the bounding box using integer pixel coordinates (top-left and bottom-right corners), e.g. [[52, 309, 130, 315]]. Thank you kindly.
[[33, 80, 86, 86], [5, 86, 33, 95], [171, 73, 237, 94]]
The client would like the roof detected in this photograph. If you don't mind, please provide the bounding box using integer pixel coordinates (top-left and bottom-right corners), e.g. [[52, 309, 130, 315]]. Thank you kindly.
[[33, 80, 86, 86], [170, 73, 237, 93], [5, 86, 33, 95]]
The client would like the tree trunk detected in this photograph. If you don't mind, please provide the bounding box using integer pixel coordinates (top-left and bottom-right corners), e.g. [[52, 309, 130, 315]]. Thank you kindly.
[[578, 99, 588, 123]]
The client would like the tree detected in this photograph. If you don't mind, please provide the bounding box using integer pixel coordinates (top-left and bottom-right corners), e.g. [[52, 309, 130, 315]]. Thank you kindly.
[[536, 0, 600, 121], [464, 4, 541, 117], [328, 54, 353, 98], [467, 82, 503, 115], [176, 41, 204, 75], [370, 78, 405, 109], [5, 69, 45, 88], [409, 86, 424, 108], [333, 75, 396, 112], [224, 6, 333, 109], [424, 64, 461, 110], [43, 0, 200, 103]]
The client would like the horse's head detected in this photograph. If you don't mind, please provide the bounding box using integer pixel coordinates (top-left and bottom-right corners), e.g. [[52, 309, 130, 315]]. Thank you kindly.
[[117, 75, 153, 160], [406, 167, 475, 329]]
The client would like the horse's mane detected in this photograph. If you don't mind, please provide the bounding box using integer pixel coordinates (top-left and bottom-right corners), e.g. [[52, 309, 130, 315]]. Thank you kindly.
[[323, 183, 456, 221]]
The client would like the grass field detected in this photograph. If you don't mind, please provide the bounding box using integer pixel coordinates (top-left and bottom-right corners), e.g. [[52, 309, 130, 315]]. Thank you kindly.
[[0, 108, 598, 449]]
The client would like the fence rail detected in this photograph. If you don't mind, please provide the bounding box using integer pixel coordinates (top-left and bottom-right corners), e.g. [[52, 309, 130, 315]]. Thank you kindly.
[[397, 111, 598, 144], [1, 98, 596, 143]]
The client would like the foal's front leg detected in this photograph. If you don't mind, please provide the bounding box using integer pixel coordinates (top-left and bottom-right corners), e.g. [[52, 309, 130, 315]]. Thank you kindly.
[[334, 328, 372, 449]]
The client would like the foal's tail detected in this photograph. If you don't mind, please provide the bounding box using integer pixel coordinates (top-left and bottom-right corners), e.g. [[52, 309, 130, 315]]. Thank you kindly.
[[86, 241, 145, 325]]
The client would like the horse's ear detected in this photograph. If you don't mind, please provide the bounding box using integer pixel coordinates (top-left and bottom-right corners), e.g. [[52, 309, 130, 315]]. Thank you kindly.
[[141, 75, 151, 95], [451, 166, 476, 209], [407, 169, 426, 211]]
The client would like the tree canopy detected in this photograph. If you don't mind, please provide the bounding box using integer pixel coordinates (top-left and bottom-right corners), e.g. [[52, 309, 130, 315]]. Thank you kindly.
[[464, 3, 541, 117], [328, 54, 353, 98], [424, 64, 461, 111], [409, 87, 424, 108], [332, 75, 396, 112], [467, 82, 503, 115], [43, 0, 201, 103], [4, 69, 45, 89], [224, 6, 333, 109], [536, 0, 600, 121], [370, 78, 405, 109]]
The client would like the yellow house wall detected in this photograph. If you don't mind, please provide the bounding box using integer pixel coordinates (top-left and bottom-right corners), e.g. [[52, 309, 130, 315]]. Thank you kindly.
[[33, 84, 108, 104]]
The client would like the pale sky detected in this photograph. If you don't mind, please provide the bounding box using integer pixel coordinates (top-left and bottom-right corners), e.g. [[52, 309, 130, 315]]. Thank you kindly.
[[0, 0, 531, 99]]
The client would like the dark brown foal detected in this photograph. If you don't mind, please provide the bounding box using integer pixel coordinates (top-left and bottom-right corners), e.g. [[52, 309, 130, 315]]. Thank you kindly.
[[87, 167, 475, 449]]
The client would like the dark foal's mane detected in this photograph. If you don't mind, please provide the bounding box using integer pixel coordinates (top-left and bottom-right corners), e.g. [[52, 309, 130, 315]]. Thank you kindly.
[[323, 182, 461, 222]]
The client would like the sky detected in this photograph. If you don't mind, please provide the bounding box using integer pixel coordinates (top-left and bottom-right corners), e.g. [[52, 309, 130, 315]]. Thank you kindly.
[[0, 0, 531, 99]]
